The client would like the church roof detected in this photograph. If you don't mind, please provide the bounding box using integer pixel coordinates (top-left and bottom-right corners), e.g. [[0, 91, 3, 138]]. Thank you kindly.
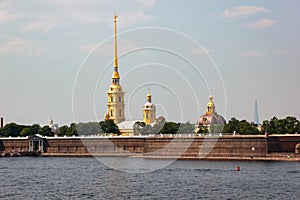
[[117, 120, 139, 130], [197, 94, 226, 125]]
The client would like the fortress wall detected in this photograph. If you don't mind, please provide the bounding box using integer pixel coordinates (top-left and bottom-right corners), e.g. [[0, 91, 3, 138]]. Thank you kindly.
[[45, 137, 146, 154], [268, 135, 300, 152], [0, 139, 28, 152], [144, 136, 267, 158], [1, 135, 299, 157]]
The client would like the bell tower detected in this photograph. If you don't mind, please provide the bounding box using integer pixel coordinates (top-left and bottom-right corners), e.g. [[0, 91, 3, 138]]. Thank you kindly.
[[105, 15, 125, 124], [143, 89, 156, 125]]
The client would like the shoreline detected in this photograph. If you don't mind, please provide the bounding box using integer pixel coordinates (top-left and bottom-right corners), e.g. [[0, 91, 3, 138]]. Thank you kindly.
[[39, 153, 300, 162]]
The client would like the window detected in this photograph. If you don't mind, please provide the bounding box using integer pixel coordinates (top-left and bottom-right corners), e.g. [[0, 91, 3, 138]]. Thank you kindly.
[[118, 96, 121, 102], [110, 110, 113, 117], [119, 110, 121, 116], [111, 97, 113, 102]]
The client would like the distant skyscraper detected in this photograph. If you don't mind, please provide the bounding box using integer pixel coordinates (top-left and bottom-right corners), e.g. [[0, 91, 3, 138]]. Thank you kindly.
[[254, 100, 259, 125], [104, 15, 125, 124]]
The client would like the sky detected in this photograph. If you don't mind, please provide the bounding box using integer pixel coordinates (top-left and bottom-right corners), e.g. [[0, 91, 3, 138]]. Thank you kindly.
[[0, 0, 299, 126]]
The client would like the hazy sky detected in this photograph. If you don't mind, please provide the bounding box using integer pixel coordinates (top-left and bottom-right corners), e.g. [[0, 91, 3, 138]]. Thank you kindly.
[[0, 0, 299, 126]]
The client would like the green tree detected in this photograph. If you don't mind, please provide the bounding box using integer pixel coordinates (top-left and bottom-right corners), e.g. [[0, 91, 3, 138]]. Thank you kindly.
[[238, 120, 259, 135], [38, 126, 53, 136], [0, 123, 24, 137], [66, 123, 78, 136], [76, 122, 103, 136], [222, 118, 240, 133], [178, 121, 195, 134], [20, 127, 33, 137], [285, 116, 298, 134], [160, 122, 179, 134], [58, 125, 68, 136], [99, 120, 120, 135]]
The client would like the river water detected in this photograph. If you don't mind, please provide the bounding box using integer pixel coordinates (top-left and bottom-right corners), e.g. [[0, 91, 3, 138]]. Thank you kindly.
[[0, 157, 299, 199]]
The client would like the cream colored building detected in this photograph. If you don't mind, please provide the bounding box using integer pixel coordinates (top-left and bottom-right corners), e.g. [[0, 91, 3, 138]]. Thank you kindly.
[[143, 90, 156, 125]]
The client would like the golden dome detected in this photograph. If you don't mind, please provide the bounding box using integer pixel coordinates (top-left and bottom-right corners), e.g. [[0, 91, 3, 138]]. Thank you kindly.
[[197, 94, 226, 125], [112, 71, 120, 79]]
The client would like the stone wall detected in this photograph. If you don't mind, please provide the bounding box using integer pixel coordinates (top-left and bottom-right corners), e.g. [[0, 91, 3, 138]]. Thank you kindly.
[[45, 137, 145, 155], [268, 135, 300, 152], [1, 134, 300, 157], [0, 138, 28, 152], [144, 136, 267, 158]]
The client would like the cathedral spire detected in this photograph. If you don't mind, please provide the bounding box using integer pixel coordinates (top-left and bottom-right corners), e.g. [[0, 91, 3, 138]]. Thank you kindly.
[[112, 14, 120, 84], [147, 89, 152, 103], [113, 14, 118, 68], [105, 15, 125, 124]]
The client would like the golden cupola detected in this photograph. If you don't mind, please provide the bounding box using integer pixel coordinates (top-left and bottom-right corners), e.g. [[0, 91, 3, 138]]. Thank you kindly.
[[197, 94, 226, 127], [143, 89, 156, 125], [206, 94, 215, 115]]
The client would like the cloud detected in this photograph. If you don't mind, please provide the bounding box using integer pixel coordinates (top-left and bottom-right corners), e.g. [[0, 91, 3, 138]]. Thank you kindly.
[[137, 0, 156, 8], [223, 6, 269, 18], [19, 17, 57, 33], [246, 18, 277, 28], [0, 11, 21, 23], [118, 11, 154, 28], [0, 35, 44, 55], [13, 0, 156, 31]]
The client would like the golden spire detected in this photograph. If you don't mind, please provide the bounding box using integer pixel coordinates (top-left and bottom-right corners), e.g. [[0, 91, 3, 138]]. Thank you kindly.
[[112, 14, 120, 82], [113, 14, 118, 68], [147, 88, 152, 103]]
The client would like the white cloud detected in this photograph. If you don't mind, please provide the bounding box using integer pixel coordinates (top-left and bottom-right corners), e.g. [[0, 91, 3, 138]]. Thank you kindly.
[[118, 12, 154, 28], [223, 6, 269, 18], [13, 0, 156, 31], [0, 35, 44, 55], [0, 11, 21, 23], [19, 17, 57, 33], [246, 18, 277, 28], [137, 0, 156, 8]]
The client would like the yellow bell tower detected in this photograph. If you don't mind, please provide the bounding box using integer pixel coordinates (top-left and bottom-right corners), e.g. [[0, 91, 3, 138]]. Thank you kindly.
[[143, 89, 156, 125], [105, 15, 125, 124], [206, 94, 216, 115]]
